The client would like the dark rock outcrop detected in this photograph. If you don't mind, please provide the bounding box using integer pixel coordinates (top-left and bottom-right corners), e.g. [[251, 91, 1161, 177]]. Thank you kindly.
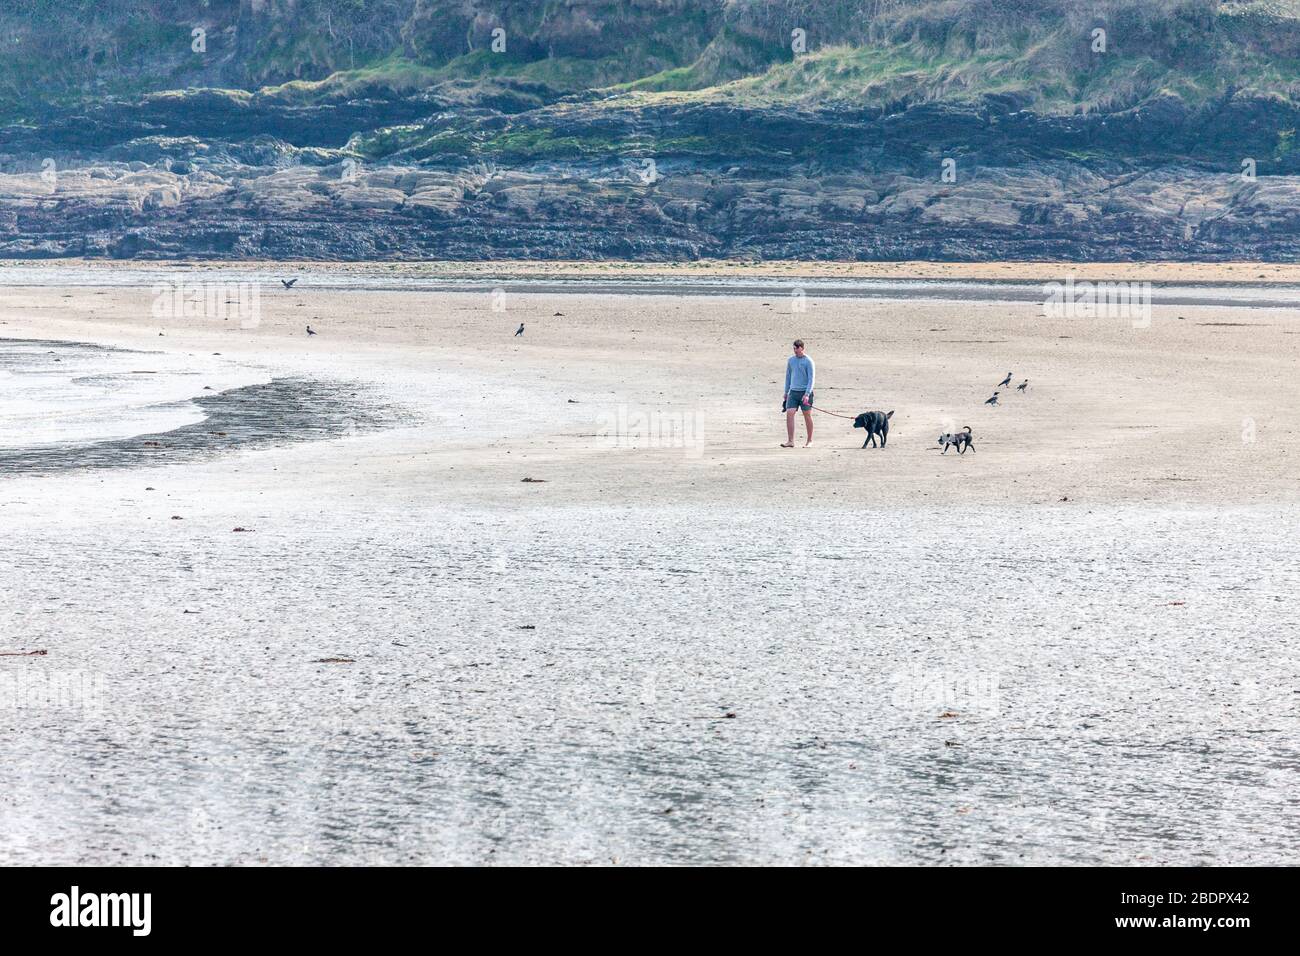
[[3, 82, 1299, 261]]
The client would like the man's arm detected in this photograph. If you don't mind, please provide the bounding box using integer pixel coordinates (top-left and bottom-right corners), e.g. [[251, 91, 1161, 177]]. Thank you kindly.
[[783, 357, 792, 395], [803, 357, 815, 402]]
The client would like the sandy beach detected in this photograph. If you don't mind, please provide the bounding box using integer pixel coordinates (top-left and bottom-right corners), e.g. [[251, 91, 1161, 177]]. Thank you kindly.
[[1, 262, 1297, 865], [1, 265, 1298, 507]]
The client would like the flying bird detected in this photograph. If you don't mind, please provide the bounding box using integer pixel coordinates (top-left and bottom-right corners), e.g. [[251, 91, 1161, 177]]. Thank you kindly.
[[985, 392, 999, 406], [553, 312, 565, 317], [514, 323, 525, 337], [998, 372, 1012, 387], [1016, 379, 1028, 392], [306, 325, 317, 336], [281, 279, 298, 289]]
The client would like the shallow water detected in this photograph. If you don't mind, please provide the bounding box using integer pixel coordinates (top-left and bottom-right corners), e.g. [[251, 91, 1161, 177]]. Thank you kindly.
[[0, 337, 395, 472], [1, 503, 1295, 865], [3, 264, 1300, 308], [0, 339, 268, 450]]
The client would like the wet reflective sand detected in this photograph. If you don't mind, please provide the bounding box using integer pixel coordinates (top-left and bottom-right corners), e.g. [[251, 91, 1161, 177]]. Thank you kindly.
[[3, 504, 1295, 865]]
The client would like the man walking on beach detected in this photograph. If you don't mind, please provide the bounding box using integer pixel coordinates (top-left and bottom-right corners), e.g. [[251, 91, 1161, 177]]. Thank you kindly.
[[782, 339, 815, 448]]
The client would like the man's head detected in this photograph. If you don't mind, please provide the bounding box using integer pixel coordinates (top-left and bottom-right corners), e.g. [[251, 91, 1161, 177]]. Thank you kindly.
[[793, 339, 805, 356]]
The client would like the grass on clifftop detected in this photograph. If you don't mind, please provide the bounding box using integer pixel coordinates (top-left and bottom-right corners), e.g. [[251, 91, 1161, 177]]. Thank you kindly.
[[611, 5, 1300, 115], [6, 1, 1300, 131], [258, 50, 655, 104]]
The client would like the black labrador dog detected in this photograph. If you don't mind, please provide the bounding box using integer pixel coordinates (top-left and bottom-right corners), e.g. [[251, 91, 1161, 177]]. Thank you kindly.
[[853, 410, 894, 448]]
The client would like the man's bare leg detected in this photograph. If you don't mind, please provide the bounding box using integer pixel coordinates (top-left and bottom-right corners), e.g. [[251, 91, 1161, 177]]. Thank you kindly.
[[802, 407, 814, 446], [783, 409, 797, 447]]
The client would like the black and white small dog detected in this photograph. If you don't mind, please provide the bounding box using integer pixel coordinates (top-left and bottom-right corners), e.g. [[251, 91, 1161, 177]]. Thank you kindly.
[[937, 426, 974, 454], [853, 410, 893, 448]]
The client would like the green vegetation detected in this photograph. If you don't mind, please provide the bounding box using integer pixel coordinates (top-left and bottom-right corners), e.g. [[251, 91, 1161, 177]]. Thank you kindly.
[[608, 1, 1300, 115], [259, 56, 444, 104], [1277, 127, 1297, 159], [354, 118, 740, 163], [4, 1, 1300, 133]]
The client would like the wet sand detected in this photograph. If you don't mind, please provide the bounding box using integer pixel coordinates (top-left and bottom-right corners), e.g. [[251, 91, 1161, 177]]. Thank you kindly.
[[3, 502, 1296, 865], [0, 338, 387, 473], [0, 263, 1297, 865]]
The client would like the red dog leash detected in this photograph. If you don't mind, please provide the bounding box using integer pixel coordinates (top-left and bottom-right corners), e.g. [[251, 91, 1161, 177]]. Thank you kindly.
[[809, 404, 857, 419], [784, 396, 858, 419]]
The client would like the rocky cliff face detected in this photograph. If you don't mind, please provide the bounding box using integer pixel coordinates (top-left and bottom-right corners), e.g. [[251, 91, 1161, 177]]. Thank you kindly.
[[2, 0, 1300, 261]]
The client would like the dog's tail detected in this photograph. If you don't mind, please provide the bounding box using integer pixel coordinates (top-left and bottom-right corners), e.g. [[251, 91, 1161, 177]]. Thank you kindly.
[[962, 425, 971, 433], [886, 410, 894, 419]]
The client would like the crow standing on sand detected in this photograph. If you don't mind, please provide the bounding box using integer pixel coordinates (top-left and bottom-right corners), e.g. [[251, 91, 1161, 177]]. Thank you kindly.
[[998, 372, 1012, 387], [281, 279, 298, 290], [985, 392, 999, 406], [306, 325, 316, 336], [1017, 379, 1028, 392], [514, 323, 525, 337]]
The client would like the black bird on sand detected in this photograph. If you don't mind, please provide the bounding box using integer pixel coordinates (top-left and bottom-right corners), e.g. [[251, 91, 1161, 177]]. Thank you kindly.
[[306, 325, 317, 336], [514, 323, 525, 336], [985, 392, 999, 406], [553, 312, 565, 317], [1016, 379, 1028, 392], [998, 372, 1012, 387], [281, 278, 298, 289]]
